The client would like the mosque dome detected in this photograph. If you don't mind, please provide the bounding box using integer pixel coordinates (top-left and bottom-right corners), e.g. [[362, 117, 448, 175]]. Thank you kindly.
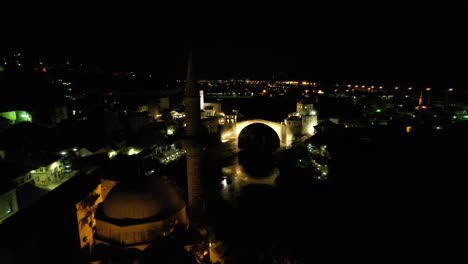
[[102, 177, 184, 220], [95, 176, 189, 250]]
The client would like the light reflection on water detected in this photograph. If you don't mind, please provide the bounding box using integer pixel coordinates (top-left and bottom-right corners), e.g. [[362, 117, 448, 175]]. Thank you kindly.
[[218, 155, 280, 202]]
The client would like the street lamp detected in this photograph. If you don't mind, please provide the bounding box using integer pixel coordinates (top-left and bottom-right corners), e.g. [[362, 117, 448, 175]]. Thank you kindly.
[[445, 88, 455, 112]]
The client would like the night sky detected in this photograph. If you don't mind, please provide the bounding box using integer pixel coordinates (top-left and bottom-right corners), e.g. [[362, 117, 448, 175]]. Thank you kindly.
[[2, 1, 467, 85]]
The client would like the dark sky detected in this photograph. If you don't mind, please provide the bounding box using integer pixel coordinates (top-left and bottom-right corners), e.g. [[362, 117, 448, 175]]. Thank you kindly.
[[2, 1, 467, 85]]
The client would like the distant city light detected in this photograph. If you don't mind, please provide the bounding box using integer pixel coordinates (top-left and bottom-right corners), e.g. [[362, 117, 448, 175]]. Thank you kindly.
[[127, 148, 140, 155], [221, 178, 228, 188], [108, 150, 118, 159]]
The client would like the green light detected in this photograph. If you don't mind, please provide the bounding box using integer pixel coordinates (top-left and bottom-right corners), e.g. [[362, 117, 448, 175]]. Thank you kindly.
[[17, 111, 32, 122], [0, 111, 16, 122], [0, 110, 32, 124], [376, 109, 382, 113]]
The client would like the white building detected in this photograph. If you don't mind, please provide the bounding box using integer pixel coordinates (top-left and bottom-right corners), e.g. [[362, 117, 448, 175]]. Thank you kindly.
[[297, 100, 318, 135], [284, 100, 318, 137]]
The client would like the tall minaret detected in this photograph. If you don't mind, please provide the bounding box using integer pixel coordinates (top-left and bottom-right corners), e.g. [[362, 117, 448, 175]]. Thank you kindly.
[[418, 90, 424, 107], [182, 51, 205, 221]]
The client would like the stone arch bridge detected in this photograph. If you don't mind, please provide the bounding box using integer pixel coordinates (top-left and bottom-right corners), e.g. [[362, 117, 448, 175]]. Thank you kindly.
[[222, 119, 293, 148]]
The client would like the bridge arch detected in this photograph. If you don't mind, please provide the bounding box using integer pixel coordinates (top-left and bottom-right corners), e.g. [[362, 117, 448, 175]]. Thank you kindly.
[[234, 119, 292, 147]]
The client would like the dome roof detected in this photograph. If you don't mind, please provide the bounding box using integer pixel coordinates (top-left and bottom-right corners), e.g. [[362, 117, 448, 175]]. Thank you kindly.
[[102, 176, 185, 220]]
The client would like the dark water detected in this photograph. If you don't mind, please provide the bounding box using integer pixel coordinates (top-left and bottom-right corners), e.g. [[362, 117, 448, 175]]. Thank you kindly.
[[202, 144, 329, 263], [161, 136, 468, 262], [195, 97, 329, 262]]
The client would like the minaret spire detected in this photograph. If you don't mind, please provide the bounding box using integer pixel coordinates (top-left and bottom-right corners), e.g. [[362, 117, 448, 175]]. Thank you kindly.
[[182, 49, 205, 221], [184, 49, 201, 137], [418, 90, 424, 107]]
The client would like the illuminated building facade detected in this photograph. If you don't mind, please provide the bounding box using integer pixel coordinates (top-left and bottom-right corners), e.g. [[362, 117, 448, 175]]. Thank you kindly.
[[75, 183, 104, 254], [0, 110, 32, 124], [284, 115, 302, 138], [297, 100, 318, 135], [200, 90, 205, 110], [282, 100, 318, 142], [0, 189, 18, 223], [203, 102, 222, 117]]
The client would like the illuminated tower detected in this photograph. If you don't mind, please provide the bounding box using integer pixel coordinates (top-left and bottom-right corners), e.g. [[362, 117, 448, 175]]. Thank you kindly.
[[182, 51, 205, 221], [418, 91, 423, 107], [200, 90, 205, 110], [297, 100, 318, 135]]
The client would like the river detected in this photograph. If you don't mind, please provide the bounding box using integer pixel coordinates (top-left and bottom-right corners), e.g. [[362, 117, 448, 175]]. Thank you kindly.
[[201, 137, 330, 263]]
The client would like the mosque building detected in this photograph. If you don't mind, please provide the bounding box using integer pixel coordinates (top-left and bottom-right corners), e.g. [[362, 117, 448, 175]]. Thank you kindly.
[[94, 176, 189, 250], [77, 52, 209, 263], [86, 175, 193, 263]]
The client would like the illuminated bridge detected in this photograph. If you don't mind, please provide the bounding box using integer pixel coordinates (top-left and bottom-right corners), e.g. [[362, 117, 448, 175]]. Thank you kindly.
[[222, 119, 293, 148]]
